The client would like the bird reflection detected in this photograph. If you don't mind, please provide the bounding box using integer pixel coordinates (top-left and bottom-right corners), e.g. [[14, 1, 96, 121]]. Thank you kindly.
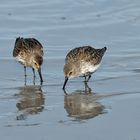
[[64, 83, 105, 120], [16, 85, 45, 120]]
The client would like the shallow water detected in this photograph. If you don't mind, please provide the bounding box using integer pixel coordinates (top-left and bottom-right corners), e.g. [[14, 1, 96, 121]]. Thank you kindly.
[[0, 0, 140, 140]]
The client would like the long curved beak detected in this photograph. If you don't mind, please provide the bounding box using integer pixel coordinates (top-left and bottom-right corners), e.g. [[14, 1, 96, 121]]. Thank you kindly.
[[38, 68, 43, 83], [62, 77, 68, 90]]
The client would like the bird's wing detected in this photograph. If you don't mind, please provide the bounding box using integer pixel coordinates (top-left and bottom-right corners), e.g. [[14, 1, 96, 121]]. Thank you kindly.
[[13, 37, 29, 57], [65, 46, 101, 65], [24, 38, 44, 56]]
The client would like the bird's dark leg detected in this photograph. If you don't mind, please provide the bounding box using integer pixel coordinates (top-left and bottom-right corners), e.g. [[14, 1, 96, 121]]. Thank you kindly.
[[24, 76, 27, 86], [32, 68, 36, 85], [24, 66, 27, 77], [84, 74, 91, 82], [24, 66, 27, 85], [32, 68, 36, 78], [38, 68, 43, 84], [86, 74, 91, 82], [84, 75, 87, 82], [84, 81, 91, 94]]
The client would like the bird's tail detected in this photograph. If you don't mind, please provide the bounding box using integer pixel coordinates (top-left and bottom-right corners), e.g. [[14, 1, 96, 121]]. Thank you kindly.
[[97, 47, 107, 56]]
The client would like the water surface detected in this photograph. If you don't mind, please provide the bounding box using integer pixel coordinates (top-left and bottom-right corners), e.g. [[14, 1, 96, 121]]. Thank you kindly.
[[0, 0, 140, 140]]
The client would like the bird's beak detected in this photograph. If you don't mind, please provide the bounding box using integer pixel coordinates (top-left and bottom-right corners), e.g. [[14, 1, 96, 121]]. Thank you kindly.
[[62, 76, 68, 90], [38, 68, 43, 83]]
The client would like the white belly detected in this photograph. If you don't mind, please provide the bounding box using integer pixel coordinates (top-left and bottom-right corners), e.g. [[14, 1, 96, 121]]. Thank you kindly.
[[15, 56, 30, 67], [81, 63, 100, 75], [16, 56, 25, 64]]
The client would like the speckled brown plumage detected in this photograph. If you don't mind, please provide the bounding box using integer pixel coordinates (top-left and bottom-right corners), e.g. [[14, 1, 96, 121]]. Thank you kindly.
[[13, 37, 44, 83], [65, 46, 106, 65], [13, 37, 43, 58]]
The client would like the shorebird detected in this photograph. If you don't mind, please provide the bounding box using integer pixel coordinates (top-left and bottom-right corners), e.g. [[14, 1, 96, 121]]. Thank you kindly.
[[63, 46, 107, 90], [13, 37, 44, 83]]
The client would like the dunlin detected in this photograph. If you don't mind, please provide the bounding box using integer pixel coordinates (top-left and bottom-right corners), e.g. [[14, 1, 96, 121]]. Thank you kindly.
[[13, 37, 44, 83], [63, 46, 107, 89]]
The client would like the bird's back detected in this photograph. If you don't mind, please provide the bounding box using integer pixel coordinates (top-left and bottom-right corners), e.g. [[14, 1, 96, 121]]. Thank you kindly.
[[65, 46, 107, 65], [13, 37, 43, 57]]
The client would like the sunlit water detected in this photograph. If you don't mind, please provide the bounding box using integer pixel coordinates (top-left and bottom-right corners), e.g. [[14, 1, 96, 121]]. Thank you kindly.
[[0, 0, 140, 140]]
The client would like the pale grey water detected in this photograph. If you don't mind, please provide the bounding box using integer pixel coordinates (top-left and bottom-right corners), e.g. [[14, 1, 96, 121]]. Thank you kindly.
[[0, 0, 140, 140]]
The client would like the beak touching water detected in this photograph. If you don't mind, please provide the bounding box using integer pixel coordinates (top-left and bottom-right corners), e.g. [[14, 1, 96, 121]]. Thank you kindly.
[[38, 68, 43, 83], [62, 76, 68, 90]]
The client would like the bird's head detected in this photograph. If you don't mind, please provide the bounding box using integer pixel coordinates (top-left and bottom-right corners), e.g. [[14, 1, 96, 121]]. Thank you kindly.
[[63, 63, 80, 90], [32, 55, 43, 70], [64, 63, 80, 79]]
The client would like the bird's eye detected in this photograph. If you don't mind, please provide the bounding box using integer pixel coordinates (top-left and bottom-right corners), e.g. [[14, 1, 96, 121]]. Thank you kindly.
[[34, 62, 37, 65]]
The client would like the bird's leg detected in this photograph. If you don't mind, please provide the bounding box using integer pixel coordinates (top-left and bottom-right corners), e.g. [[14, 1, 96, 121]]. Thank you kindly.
[[84, 75, 87, 82], [32, 68, 36, 78], [86, 74, 91, 82], [32, 68, 36, 85], [84, 74, 91, 82], [24, 76, 27, 86], [38, 68, 43, 84], [84, 81, 91, 94], [24, 66, 27, 85], [24, 66, 27, 77]]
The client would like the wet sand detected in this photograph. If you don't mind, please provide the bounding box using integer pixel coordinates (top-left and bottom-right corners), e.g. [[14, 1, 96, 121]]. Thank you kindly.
[[0, 0, 140, 140]]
